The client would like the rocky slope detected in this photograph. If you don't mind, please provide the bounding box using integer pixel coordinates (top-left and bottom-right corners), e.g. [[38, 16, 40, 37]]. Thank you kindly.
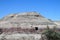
[[0, 12, 57, 40]]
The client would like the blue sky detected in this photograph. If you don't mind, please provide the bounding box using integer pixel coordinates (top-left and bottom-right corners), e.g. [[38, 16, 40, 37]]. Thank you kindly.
[[0, 0, 60, 20]]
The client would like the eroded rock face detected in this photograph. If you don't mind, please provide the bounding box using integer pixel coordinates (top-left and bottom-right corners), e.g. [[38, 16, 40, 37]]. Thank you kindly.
[[0, 12, 56, 40], [0, 34, 41, 40], [0, 12, 56, 28]]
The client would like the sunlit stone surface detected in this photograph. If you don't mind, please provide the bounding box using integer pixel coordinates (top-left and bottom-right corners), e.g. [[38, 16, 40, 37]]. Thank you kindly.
[[0, 12, 57, 40]]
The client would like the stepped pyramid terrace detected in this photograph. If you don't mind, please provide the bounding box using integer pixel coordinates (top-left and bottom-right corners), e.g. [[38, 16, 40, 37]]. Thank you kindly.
[[0, 12, 59, 40]]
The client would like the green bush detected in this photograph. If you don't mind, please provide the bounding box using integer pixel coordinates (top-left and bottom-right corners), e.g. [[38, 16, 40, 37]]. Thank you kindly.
[[42, 26, 60, 40]]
